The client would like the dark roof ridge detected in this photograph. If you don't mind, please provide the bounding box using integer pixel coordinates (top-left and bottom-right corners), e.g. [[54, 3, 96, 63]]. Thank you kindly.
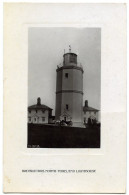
[[83, 106, 99, 111], [28, 104, 53, 110]]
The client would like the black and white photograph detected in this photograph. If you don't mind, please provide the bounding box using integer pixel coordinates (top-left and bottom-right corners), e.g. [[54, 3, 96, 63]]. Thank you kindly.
[[3, 3, 127, 193], [28, 28, 101, 148]]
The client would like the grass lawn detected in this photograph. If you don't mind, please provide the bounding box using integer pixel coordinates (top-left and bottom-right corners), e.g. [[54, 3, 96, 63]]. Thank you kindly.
[[27, 124, 100, 148]]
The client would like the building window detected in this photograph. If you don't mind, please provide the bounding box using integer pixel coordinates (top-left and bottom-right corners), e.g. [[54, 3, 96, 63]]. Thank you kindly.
[[66, 104, 69, 110], [29, 110, 31, 113], [36, 110, 37, 113], [42, 117, 45, 122], [29, 117, 31, 122], [35, 118, 36, 121], [65, 73, 68, 78], [42, 110, 45, 113]]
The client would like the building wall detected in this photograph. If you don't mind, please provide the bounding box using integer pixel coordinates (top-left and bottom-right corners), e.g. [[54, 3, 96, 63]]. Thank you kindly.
[[72, 93, 83, 123], [61, 92, 73, 120], [62, 69, 73, 90], [83, 111, 99, 123], [55, 93, 62, 120], [56, 70, 62, 92], [73, 69, 83, 91], [28, 109, 49, 124], [55, 67, 83, 124]]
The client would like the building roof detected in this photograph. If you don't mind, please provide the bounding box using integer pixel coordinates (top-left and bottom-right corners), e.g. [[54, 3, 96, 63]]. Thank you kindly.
[[63, 52, 77, 56], [28, 104, 53, 111], [83, 106, 99, 112]]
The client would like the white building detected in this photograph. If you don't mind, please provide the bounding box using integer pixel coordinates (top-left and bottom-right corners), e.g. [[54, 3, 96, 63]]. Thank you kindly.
[[55, 48, 83, 127], [28, 97, 53, 124], [83, 100, 99, 123]]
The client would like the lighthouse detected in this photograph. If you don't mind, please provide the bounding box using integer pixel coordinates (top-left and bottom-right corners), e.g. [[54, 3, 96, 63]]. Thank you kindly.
[[55, 46, 84, 127]]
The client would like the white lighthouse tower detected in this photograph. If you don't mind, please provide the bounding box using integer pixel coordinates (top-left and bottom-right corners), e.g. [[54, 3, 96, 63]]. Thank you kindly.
[[55, 46, 84, 127]]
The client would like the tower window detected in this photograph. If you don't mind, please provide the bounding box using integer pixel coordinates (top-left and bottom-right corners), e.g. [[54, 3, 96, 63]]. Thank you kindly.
[[66, 104, 69, 110], [65, 73, 68, 78]]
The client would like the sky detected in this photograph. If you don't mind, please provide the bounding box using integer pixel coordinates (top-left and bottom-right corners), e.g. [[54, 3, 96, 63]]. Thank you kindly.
[[28, 28, 101, 114]]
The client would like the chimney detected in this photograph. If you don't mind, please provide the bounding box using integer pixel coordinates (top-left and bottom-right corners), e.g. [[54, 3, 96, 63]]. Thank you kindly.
[[37, 97, 41, 105], [85, 100, 88, 107]]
